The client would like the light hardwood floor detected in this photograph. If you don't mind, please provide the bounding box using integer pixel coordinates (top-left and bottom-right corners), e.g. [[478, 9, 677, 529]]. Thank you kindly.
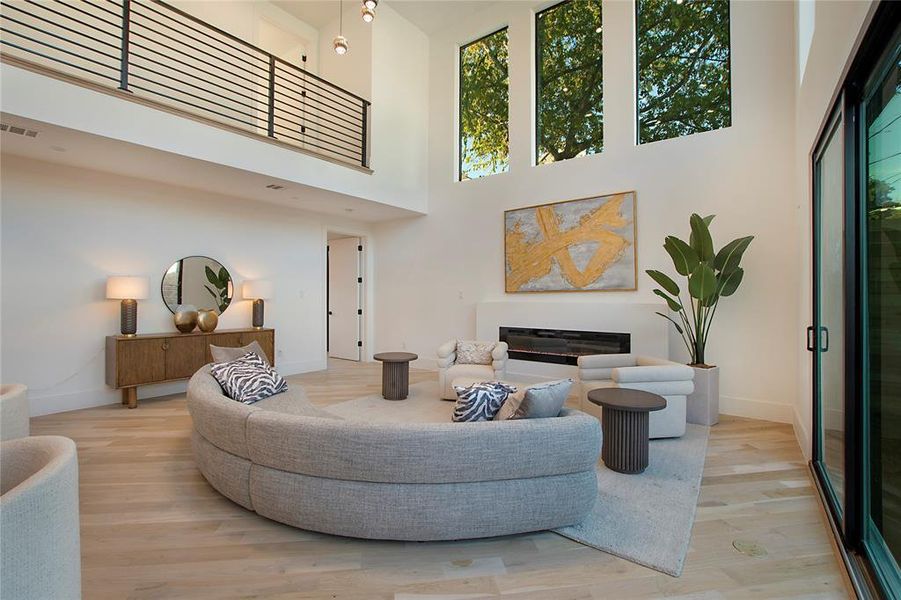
[[31, 360, 851, 599]]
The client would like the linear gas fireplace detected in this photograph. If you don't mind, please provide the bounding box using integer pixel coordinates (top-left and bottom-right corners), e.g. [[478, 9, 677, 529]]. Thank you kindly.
[[499, 327, 630, 365]]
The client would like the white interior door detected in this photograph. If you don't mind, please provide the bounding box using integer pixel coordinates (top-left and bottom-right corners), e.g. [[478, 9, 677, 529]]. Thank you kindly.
[[328, 237, 361, 361]]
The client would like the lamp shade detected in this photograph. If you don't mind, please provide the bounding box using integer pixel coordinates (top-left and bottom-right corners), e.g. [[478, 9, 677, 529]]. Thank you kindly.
[[243, 280, 273, 300], [106, 276, 149, 300]]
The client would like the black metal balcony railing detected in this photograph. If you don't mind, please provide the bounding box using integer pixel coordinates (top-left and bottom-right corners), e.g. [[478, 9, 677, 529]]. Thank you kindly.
[[0, 0, 371, 168]]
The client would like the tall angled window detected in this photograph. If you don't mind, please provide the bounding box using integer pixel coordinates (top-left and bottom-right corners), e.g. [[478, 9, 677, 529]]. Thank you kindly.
[[636, 0, 731, 144], [459, 28, 509, 181], [536, 0, 604, 165]]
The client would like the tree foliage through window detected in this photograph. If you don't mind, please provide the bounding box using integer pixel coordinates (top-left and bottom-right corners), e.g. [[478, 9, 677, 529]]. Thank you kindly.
[[459, 28, 509, 180], [536, 0, 604, 164], [637, 0, 731, 144]]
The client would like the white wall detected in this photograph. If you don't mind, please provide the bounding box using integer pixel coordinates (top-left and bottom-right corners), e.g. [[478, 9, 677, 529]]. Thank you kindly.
[[373, 0, 800, 423], [792, 0, 876, 457], [0, 155, 373, 416]]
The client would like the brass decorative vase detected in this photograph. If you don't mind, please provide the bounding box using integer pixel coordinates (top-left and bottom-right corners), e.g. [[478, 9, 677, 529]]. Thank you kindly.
[[197, 309, 219, 333], [173, 304, 198, 333]]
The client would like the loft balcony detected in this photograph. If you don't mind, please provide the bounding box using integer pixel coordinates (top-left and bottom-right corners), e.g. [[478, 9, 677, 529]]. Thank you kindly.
[[0, 0, 371, 170]]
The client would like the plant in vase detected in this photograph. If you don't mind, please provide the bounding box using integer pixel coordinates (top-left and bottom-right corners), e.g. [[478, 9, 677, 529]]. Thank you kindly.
[[646, 213, 753, 425]]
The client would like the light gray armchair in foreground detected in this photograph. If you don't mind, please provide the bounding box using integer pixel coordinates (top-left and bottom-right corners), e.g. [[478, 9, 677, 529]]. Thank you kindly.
[[1, 435, 81, 600], [437, 340, 508, 400], [1, 383, 30, 441], [577, 354, 694, 439]]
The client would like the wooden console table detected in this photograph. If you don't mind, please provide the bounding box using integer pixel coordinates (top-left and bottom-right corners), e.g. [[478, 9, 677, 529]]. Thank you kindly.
[[106, 328, 275, 408]]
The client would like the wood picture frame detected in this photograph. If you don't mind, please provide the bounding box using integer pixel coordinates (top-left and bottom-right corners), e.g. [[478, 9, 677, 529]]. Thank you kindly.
[[504, 191, 637, 293]]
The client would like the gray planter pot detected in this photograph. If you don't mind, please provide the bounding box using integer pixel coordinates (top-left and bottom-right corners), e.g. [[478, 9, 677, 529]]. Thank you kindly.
[[686, 365, 719, 426]]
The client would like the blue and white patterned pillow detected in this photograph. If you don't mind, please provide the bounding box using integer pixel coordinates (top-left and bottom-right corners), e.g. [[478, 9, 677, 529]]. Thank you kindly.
[[452, 381, 517, 422], [210, 352, 288, 404]]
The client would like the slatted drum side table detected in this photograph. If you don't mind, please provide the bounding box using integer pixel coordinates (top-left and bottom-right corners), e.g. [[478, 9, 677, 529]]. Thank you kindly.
[[373, 352, 418, 400], [587, 388, 667, 474]]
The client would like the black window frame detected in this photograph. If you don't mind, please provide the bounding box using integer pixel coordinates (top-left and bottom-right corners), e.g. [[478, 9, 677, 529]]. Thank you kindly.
[[534, 0, 604, 165], [634, 0, 733, 145], [458, 26, 510, 182]]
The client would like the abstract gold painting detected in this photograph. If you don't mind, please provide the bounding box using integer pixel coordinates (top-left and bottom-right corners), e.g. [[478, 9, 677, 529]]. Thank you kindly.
[[504, 192, 636, 293]]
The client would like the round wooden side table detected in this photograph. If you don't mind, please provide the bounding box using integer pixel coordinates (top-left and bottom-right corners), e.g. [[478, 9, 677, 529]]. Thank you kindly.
[[373, 352, 418, 400], [587, 388, 667, 474]]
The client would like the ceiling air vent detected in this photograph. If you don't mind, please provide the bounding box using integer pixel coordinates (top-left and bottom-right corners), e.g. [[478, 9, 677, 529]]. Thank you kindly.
[[1, 123, 39, 138], [265, 184, 285, 190]]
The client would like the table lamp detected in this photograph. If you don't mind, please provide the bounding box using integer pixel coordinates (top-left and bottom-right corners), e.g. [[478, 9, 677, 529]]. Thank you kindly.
[[243, 280, 273, 329], [106, 276, 150, 336]]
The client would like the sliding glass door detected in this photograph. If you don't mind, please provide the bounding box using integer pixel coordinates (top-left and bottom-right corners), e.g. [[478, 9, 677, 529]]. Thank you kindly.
[[863, 30, 901, 594], [811, 4, 900, 597], [813, 107, 848, 523]]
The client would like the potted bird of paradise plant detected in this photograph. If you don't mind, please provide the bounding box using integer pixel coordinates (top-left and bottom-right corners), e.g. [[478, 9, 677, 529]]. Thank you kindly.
[[646, 214, 753, 425]]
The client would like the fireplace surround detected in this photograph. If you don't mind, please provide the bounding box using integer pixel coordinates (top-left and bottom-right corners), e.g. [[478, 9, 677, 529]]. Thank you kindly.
[[499, 327, 630, 365]]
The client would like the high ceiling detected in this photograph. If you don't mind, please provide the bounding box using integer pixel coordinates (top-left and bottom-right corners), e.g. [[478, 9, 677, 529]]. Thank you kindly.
[[272, 1, 494, 35]]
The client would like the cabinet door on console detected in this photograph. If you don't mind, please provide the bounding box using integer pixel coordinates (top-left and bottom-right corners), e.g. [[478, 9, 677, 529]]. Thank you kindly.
[[165, 336, 206, 380], [204, 333, 243, 363], [240, 331, 275, 364], [118, 339, 166, 386]]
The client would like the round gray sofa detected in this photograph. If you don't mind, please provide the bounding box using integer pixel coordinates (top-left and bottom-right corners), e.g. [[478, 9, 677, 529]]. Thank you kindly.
[[187, 365, 601, 541]]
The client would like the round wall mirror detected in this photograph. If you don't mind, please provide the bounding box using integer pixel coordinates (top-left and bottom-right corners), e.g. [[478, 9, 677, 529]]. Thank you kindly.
[[161, 256, 234, 315]]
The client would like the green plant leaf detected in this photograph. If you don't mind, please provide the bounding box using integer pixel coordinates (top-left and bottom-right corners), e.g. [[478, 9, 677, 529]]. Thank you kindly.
[[689, 213, 715, 261], [719, 267, 744, 296], [655, 311, 683, 334], [689, 214, 715, 249], [646, 269, 680, 295], [218, 267, 229, 287], [205, 266, 219, 286], [688, 262, 717, 300], [664, 236, 699, 276], [714, 236, 754, 273], [653, 289, 682, 311]]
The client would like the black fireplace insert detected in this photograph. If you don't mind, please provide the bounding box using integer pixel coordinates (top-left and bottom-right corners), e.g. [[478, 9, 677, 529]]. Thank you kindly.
[[499, 327, 630, 365]]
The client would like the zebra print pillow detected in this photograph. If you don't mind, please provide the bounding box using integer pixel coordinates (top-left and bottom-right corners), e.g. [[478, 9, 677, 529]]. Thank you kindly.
[[452, 381, 517, 422], [210, 352, 288, 404]]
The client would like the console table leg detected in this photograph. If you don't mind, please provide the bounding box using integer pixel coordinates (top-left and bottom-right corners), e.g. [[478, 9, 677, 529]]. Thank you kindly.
[[123, 387, 138, 409]]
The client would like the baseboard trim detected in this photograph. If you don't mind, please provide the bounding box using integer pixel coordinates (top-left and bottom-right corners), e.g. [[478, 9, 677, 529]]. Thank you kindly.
[[717, 394, 794, 424], [29, 359, 328, 417], [793, 404, 812, 460]]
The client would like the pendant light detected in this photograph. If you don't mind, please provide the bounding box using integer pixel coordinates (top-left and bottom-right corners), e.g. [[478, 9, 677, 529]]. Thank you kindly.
[[363, 0, 377, 9], [361, 5, 375, 22], [333, 0, 348, 55]]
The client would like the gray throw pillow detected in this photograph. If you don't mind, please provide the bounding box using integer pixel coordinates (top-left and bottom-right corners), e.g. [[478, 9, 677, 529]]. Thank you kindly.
[[495, 379, 572, 420], [210, 341, 270, 366]]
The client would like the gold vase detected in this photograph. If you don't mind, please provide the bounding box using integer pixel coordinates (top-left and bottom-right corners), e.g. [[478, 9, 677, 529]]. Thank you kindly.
[[173, 305, 198, 333], [197, 309, 219, 333]]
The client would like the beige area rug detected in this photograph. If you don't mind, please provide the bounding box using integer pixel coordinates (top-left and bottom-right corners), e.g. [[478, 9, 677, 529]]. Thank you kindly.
[[326, 380, 709, 576], [324, 380, 452, 422]]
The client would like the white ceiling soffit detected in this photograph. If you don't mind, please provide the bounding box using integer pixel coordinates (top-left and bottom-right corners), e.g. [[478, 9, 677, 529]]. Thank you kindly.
[[0, 114, 420, 222]]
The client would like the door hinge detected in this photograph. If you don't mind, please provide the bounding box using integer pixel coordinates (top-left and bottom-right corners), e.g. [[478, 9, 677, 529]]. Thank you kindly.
[[357, 309, 362, 315], [357, 277, 362, 283], [358, 245, 363, 252], [357, 341, 363, 347]]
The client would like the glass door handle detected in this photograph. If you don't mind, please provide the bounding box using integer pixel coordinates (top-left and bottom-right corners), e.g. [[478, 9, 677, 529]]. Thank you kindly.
[[820, 327, 830, 352], [807, 326, 816, 351]]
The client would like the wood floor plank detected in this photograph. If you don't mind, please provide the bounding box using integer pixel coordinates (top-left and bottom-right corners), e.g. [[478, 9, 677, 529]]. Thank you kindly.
[[29, 359, 851, 599]]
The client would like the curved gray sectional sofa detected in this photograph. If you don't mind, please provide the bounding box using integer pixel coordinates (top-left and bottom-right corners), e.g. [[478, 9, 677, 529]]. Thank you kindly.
[[187, 366, 601, 541]]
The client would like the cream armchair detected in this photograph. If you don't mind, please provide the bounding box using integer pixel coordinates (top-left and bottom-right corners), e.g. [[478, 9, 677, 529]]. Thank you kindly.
[[577, 354, 694, 439], [437, 340, 508, 400], [1, 435, 82, 599]]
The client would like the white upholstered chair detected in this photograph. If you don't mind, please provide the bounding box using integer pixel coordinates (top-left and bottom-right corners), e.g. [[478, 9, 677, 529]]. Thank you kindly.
[[1, 435, 82, 599], [577, 354, 694, 439], [1, 383, 30, 441], [437, 340, 508, 400]]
